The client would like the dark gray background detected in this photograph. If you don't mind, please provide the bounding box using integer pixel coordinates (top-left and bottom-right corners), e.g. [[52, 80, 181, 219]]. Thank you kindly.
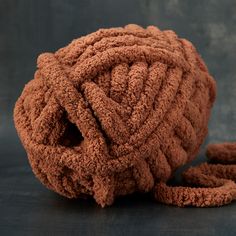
[[1, 0, 236, 235]]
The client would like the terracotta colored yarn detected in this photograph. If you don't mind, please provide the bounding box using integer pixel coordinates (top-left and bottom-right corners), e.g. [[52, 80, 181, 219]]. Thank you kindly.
[[14, 24, 236, 207]]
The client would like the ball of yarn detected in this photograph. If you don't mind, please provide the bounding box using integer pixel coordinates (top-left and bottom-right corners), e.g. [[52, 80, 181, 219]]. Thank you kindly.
[[14, 24, 236, 207]]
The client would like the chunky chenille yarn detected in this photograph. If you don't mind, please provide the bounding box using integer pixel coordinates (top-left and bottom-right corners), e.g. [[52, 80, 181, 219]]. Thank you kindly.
[[14, 24, 236, 207]]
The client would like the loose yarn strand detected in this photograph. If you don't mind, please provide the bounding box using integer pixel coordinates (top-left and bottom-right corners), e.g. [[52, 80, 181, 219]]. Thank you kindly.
[[155, 142, 236, 207]]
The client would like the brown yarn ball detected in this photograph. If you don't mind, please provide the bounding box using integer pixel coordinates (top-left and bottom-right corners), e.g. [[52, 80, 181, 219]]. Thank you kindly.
[[14, 24, 219, 207]]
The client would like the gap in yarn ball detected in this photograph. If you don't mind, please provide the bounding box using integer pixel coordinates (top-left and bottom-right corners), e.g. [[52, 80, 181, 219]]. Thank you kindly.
[[59, 119, 84, 147]]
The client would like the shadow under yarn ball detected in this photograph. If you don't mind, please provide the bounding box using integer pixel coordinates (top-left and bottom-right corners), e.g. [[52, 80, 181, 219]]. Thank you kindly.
[[14, 24, 236, 207]]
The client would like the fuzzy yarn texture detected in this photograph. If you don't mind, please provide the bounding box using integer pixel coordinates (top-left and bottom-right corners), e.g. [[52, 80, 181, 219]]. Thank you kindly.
[[14, 24, 236, 207]]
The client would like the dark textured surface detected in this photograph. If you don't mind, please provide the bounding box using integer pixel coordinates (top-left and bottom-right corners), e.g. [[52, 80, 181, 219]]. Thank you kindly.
[[0, 0, 236, 235]]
